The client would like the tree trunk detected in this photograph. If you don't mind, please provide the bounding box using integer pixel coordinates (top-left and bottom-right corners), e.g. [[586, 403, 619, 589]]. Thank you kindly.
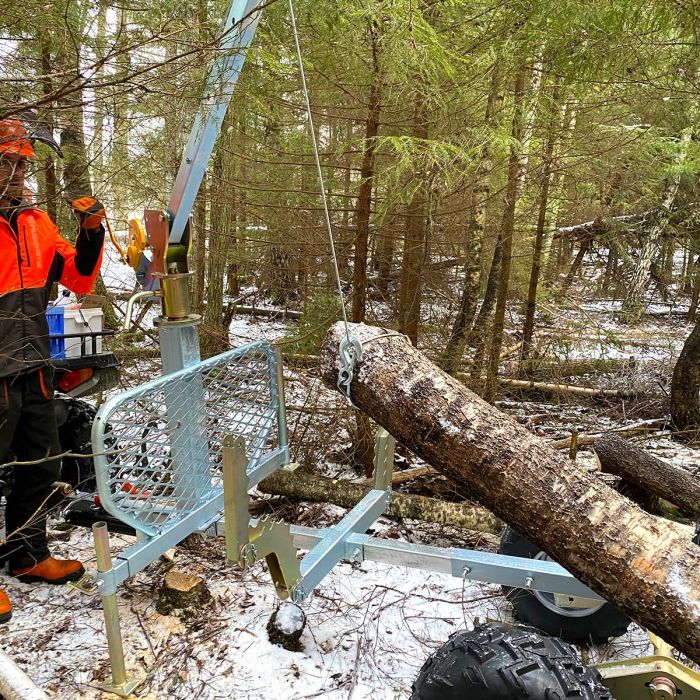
[[258, 469, 503, 534], [39, 40, 58, 222], [483, 65, 529, 402], [441, 59, 501, 374], [560, 233, 593, 294], [543, 101, 577, 281], [398, 97, 429, 344], [688, 255, 700, 323], [620, 126, 692, 322], [600, 244, 618, 293], [202, 117, 235, 359], [351, 21, 381, 324], [376, 218, 395, 296], [192, 179, 208, 314], [320, 322, 700, 663], [338, 120, 354, 278], [55, 28, 118, 329], [492, 377, 630, 398], [595, 434, 700, 517], [670, 316, 700, 432], [521, 77, 561, 362]]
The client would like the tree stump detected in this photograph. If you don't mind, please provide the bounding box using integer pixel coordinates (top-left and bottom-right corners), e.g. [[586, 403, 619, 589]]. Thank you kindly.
[[156, 569, 211, 618], [267, 602, 306, 651]]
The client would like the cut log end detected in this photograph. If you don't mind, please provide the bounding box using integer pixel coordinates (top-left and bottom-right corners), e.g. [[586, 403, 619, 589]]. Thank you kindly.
[[156, 569, 211, 618], [267, 602, 306, 651]]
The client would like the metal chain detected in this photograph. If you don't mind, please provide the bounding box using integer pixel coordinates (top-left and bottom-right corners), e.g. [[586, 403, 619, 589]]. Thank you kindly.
[[288, 0, 360, 400]]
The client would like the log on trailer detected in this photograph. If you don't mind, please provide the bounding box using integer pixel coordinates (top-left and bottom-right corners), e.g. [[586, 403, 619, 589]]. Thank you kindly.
[[595, 433, 700, 518], [320, 323, 700, 663]]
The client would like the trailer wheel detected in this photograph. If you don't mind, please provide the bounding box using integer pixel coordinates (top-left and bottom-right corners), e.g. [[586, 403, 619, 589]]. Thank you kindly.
[[411, 622, 613, 700], [499, 527, 631, 644], [56, 397, 97, 491]]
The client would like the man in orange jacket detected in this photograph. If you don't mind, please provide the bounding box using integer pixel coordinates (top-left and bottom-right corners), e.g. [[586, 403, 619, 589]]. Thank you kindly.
[[0, 116, 106, 623]]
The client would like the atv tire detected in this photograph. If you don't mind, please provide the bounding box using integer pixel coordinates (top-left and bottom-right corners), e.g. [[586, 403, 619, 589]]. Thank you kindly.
[[411, 622, 613, 700], [499, 526, 631, 644], [56, 397, 97, 491]]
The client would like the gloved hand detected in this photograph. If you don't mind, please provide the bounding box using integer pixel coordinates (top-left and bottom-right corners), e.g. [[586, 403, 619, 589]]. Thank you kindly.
[[68, 196, 106, 230]]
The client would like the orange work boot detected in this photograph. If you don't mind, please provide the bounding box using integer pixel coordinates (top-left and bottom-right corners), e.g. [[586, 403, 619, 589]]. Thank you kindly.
[[0, 589, 12, 623], [11, 557, 84, 585]]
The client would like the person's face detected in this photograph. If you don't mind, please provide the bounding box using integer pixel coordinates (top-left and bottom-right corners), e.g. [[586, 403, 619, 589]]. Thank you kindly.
[[0, 157, 26, 202]]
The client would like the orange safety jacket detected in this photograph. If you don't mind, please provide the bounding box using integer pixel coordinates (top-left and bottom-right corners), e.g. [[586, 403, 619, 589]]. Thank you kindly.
[[0, 203, 104, 378]]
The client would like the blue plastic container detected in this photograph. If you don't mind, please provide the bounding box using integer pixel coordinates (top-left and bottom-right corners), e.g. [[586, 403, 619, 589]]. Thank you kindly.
[[46, 306, 66, 358]]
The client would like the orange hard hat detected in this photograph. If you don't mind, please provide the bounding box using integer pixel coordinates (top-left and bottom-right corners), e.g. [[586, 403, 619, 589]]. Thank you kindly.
[[0, 118, 36, 159]]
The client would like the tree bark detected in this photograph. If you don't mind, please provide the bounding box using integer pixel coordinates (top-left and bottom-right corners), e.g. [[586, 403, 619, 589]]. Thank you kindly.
[[559, 232, 593, 294], [688, 255, 700, 323], [468, 239, 502, 386], [521, 76, 561, 362], [441, 59, 501, 374], [202, 115, 235, 359], [156, 569, 210, 617], [620, 126, 692, 322], [320, 322, 700, 663], [595, 433, 700, 517], [483, 66, 529, 402], [376, 218, 396, 296], [351, 20, 381, 324], [398, 97, 430, 344], [670, 316, 700, 432], [258, 469, 503, 535], [39, 40, 58, 222]]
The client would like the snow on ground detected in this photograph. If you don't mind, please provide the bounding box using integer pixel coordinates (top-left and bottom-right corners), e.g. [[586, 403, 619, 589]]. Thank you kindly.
[[0, 512, 652, 699]]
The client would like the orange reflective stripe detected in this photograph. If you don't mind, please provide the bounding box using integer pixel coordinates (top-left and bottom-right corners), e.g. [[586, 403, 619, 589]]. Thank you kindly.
[[38, 367, 51, 400]]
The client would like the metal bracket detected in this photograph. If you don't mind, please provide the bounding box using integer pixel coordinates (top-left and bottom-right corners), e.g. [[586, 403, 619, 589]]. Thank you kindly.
[[597, 655, 700, 699], [98, 678, 143, 699], [337, 335, 363, 401], [222, 434, 249, 567], [552, 593, 602, 609], [372, 429, 395, 491], [246, 519, 301, 600], [292, 487, 390, 602], [66, 573, 101, 596]]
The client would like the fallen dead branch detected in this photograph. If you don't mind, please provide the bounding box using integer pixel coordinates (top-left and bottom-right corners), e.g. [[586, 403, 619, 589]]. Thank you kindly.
[[494, 377, 633, 398], [548, 419, 668, 449], [258, 468, 503, 535]]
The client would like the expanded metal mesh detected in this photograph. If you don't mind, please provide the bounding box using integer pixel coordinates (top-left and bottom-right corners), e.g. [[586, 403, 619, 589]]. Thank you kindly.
[[92, 341, 281, 536]]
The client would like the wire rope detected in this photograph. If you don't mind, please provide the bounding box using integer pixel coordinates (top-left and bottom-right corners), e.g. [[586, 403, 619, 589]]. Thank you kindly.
[[287, 0, 350, 343]]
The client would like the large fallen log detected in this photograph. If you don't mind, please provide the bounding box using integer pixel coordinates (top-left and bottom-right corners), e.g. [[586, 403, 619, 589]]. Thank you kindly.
[[258, 469, 503, 534], [595, 433, 700, 518], [320, 323, 700, 663]]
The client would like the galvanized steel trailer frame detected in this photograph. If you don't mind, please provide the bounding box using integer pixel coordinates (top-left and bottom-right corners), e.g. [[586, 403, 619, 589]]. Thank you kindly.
[[86, 322, 604, 696]]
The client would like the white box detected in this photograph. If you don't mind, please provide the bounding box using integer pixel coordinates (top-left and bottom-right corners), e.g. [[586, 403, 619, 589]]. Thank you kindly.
[[64, 307, 104, 357]]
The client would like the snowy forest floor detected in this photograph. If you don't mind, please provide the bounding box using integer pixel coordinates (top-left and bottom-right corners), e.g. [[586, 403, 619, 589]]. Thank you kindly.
[[1, 270, 699, 698]]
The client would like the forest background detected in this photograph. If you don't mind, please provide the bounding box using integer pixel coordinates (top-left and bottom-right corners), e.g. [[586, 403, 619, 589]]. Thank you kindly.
[[2, 0, 700, 453]]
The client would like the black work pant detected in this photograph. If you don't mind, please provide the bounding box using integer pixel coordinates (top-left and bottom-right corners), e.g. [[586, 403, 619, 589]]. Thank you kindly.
[[0, 368, 60, 569]]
